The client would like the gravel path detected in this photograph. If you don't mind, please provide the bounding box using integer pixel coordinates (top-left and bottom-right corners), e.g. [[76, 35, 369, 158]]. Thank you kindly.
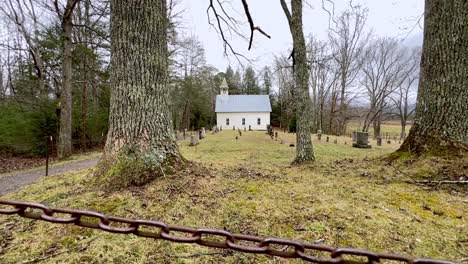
[[0, 157, 100, 196]]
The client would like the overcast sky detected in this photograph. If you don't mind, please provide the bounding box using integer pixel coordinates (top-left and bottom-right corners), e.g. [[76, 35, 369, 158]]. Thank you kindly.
[[178, 0, 424, 72]]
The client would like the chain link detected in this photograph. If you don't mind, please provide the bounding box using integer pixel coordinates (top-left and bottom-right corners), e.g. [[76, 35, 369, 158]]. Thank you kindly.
[[0, 200, 455, 264]]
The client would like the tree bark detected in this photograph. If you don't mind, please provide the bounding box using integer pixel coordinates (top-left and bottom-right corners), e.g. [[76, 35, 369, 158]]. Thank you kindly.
[[57, 0, 78, 159], [399, 0, 468, 155], [280, 0, 315, 162], [96, 0, 181, 188]]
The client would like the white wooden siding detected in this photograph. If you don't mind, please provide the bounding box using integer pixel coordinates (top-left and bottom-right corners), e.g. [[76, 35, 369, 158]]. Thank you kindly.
[[217, 112, 270, 131]]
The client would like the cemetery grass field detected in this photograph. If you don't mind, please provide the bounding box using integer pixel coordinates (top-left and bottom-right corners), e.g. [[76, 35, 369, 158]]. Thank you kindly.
[[0, 130, 466, 263]]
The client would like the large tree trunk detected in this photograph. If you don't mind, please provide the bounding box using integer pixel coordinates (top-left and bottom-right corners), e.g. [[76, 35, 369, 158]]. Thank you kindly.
[[398, 0, 468, 155], [96, 0, 181, 188], [280, 0, 315, 162], [57, 0, 77, 159]]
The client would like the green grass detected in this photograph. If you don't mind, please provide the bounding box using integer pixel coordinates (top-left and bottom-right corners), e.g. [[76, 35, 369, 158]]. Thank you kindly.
[[0, 131, 466, 263]]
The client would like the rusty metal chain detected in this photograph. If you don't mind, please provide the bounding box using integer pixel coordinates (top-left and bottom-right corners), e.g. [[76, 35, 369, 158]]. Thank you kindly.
[[0, 200, 454, 264]]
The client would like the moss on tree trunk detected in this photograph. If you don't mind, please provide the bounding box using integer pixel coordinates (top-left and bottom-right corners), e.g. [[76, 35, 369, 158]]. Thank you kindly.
[[398, 0, 468, 156], [94, 0, 183, 189], [281, 0, 315, 163]]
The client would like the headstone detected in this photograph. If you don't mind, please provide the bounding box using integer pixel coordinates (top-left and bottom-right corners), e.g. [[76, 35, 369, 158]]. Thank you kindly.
[[220, 126, 223, 131], [249, 125, 252, 131], [236, 136, 239, 140], [387, 140, 391, 144], [199, 129, 203, 140], [345, 142, 347, 145], [377, 137, 382, 146], [238, 129, 242, 136], [201, 127, 206, 138], [175, 130, 181, 140], [352, 131, 357, 143], [317, 134, 322, 141], [353, 132, 371, 148], [189, 135, 198, 146], [275, 132, 278, 138], [334, 139, 338, 144], [183, 128, 187, 140], [233, 126, 235, 130], [244, 127, 246, 132], [326, 136, 329, 142]]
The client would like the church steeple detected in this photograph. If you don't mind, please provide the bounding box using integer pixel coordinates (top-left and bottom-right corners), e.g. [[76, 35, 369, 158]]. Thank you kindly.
[[220, 78, 229, 96]]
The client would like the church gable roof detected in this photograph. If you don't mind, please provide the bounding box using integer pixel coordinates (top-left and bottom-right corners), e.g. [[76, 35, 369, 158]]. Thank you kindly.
[[215, 95, 272, 113]]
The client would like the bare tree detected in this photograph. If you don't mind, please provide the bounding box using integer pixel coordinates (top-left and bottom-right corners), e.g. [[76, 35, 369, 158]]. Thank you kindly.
[[399, 0, 468, 155], [389, 48, 420, 139], [328, 6, 369, 135], [307, 37, 339, 133], [280, 0, 315, 162], [0, 0, 47, 96], [273, 54, 295, 130], [52, 0, 80, 158], [95, 0, 182, 188], [360, 37, 411, 138]]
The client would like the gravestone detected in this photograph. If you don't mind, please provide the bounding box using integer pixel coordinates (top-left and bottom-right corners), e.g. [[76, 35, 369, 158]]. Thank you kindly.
[[275, 132, 278, 139], [326, 136, 329, 142], [387, 140, 391, 144], [334, 139, 338, 144], [183, 128, 187, 139], [201, 127, 206, 138], [189, 135, 198, 146], [352, 131, 357, 143], [317, 130, 322, 141], [244, 127, 246, 132], [175, 130, 181, 140], [376, 137, 382, 146], [249, 125, 252, 131], [352, 132, 371, 148], [236, 136, 239, 140], [199, 130, 203, 140], [233, 126, 235, 130], [238, 129, 242, 136], [220, 126, 223, 131]]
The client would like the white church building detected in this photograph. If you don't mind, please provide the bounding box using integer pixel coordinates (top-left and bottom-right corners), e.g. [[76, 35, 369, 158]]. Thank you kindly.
[[215, 78, 271, 131]]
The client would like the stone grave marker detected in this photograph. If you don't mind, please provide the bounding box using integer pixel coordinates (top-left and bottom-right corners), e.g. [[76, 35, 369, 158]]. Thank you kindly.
[[326, 136, 329, 142], [183, 128, 187, 140], [352, 131, 357, 143], [352, 132, 371, 148], [189, 135, 198, 146], [377, 137, 382, 146]]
